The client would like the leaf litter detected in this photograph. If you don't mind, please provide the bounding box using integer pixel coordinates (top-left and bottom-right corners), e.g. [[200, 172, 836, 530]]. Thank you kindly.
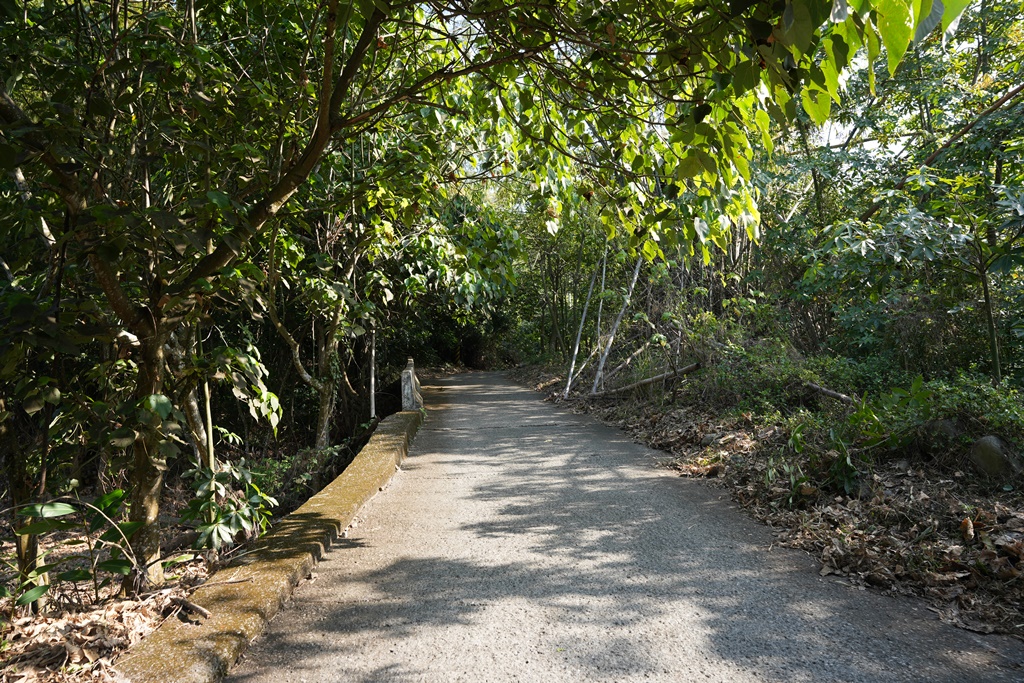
[[1, 493, 212, 683], [0, 586, 198, 682], [509, 366, 1024, 641]]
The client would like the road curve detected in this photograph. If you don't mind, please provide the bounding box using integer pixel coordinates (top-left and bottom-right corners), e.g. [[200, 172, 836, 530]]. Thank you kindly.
[[229, 372, 1024, 682]]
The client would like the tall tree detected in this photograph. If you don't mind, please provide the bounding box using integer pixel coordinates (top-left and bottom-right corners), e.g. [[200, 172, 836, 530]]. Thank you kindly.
[[0, 0, 969, 587]]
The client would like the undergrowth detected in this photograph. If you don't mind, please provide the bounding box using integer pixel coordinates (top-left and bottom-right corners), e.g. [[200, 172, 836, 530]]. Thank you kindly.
[[510, 336, 1024, 638]]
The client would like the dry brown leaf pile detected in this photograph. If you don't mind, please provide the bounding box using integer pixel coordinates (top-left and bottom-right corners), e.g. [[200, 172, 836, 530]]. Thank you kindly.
[[0, 532, 211, 683], [0, 587, 195, 682]]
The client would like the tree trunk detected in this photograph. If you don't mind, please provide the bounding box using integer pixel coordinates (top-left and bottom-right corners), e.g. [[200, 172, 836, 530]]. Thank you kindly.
[[314, 325, 340, 451], [314, 384, 337, 452], [2, 400, 49, 613], [126, 331, 168, 590], [980, 267, 1002, 386], [564, 263, 599, 398], [594, 242, 608, 345], [182, 387, 207, 465], [591, 255, 643, 395], [804, 381, 854, 405], [369, 324, 376, 419], [166, 329, 207, 465]]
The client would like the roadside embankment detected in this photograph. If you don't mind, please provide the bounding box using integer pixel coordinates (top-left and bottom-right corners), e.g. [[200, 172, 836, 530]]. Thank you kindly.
[[115, 410, 423, 683]]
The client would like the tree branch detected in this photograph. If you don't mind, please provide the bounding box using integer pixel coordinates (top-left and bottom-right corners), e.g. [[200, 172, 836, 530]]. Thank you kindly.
[[804, 381, 854, 405], [330, 45, 550, 132], [1, 90, 150, 334], [860, 82, 1024, 222], [590, 363, 701, 398], [263, 226, 326, 394], [172, 6, 387, 295]]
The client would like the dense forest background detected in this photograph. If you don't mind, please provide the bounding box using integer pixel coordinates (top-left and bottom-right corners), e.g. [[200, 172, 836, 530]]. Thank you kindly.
[[2, 0, 1023, 645]]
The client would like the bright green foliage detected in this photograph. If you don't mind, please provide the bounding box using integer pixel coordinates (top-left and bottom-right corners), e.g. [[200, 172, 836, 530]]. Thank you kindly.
[[494, 0, 1024, 517], [0, 0, 978, 594], [181, 460, 278, 550]]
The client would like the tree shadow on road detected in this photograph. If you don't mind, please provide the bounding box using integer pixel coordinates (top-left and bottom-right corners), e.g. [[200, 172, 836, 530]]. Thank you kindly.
[[230, 374, 1024, 683]]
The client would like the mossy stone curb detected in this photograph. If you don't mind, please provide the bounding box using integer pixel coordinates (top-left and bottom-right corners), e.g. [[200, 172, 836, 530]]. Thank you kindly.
[[115, 410, 424, 683]]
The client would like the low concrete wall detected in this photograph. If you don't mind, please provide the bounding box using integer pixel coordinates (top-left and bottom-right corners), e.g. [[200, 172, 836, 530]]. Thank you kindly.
[[116, 410, 424, 683]]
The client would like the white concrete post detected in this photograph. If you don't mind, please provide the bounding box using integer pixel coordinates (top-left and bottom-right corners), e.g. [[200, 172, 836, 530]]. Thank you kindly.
[[401, 357, 423, 411], [369, 325, 376, 419]]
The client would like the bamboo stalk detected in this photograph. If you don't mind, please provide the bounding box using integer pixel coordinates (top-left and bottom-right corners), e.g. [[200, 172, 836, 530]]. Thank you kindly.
[[564, 263, 600, 398]]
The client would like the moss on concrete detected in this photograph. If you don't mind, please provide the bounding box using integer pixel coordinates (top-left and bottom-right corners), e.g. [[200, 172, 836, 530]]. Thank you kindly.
[[115, 410, 423, 683]]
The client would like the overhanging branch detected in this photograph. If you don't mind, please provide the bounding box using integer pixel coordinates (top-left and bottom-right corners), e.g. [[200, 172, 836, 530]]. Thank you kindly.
[[859, 82, 1024, 223]]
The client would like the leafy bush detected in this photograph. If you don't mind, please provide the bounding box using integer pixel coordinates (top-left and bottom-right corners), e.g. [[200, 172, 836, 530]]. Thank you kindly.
[[180, 460, 278, 551], [684, 335, 820, 413], [2, 491, 140, 607]]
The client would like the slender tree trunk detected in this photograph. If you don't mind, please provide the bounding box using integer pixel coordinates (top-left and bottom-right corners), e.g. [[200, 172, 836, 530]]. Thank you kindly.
[[167, 329, 207, 464], [182, 387, 207, 464], [314, 332, 340, 451], [543, 255, 566, 359], [594, 241, 608, 345], [3, 402, 48, 613], [980, 267, 1002, 386], [591, 255, 643, 395], [564, 264, 599, 398], [314, 385, 336, 451], [127, 330, 169, 589], [369, 324, 376, 419]]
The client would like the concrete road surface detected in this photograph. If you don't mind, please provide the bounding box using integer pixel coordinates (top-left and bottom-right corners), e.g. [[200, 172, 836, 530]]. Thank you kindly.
[[229, 372, 1024, 682]]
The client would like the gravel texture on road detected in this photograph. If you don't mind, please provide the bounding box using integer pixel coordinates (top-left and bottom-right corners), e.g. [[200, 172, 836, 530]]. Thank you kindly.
[[229, 372, 1024, 682]]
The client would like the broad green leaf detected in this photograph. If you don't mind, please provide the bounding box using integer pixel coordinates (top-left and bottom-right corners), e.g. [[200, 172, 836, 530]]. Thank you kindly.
[[57, 569, 93, 582], [941, 0, 971, 30], [873, 0, 914, 75], [754, 110, 773, 154], [206, 190, 231, 209], [802, 85, 832, 124], [99, 521, 143, 544], [141, 394, 174, 419], [822, 58, 841, 102], [26, 563, 61, 579], [93, 489, 126, 514], [734, 154, 751, 182], [96, 559, 133, 575], [18, 502, 77, 518], [695, 149, 718, 176], [785, 0, 815, 54], [16, 584, 49, 606], [23, 394, 44, 415], [865, 19, 881, 94], [914, 0, 943, 42], [16, 519, 77, 535], [674, 155, 704, 179], [642, 240, 661, 261], [163, 553, 197, 567], [110, 427, 137, 449]]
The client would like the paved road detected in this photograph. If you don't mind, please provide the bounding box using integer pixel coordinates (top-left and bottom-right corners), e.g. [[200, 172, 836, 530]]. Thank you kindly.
[[230, 372, 1024, 682]]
